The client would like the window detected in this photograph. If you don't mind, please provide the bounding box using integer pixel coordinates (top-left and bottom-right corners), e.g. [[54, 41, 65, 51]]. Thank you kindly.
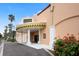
[[23, 19, 32, 23], [43, 33, 46, 39]]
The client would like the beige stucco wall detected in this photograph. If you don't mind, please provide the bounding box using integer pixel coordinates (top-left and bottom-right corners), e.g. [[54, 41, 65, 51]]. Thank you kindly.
[[56, 16, 79, 38], [53, 3, 79, 38], [16, 31, 28, 43], [32, 5, 53, 45]]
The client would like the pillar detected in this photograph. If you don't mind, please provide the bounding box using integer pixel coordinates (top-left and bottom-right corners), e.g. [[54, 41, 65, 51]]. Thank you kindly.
[[21, 32, 23, 43], [20, 32, 23, 43], [25, 32, 28, 43], [27, 29, 31, 44], [38, 29, 41, 44], [19, 32, 21, 43]]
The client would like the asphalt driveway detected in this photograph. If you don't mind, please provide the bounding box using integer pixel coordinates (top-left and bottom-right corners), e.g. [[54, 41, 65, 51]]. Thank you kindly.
[[3, 42, 51, 56]]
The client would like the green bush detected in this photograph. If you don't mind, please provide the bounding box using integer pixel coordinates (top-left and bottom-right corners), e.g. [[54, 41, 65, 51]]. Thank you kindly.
[[54, 34, 79, 56]]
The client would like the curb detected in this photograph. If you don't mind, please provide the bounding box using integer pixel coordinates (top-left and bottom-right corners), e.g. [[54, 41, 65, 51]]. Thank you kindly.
[[43, 48, 54, 56]]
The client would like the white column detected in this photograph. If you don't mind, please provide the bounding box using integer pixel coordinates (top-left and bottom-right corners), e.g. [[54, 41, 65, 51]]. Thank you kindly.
[[20, 32, 23, 43], [23, 33, 25, 43], [21, 32, 23, 43], [38, 29, 41, 44], [19, 32, 22, 43], [26, 33, 28, 43], [27, 29, 31, 44], [23, 32, 25, 44], [18, 32, 20, 43], [24, 33, 26, 44], [16, 32, 19, 42], [17, 32, 19, 43]]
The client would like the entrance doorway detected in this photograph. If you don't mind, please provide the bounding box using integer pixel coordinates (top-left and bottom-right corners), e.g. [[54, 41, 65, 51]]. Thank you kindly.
[[30, 30, 39, 44], [34, 35, 39, 43]]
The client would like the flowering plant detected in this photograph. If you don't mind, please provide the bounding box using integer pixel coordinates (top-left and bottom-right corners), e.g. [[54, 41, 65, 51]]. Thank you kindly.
[[54, 34, 79, 56]]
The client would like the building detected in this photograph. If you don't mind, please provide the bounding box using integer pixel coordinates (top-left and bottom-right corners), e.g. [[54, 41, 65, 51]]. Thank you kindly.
[[16, 3, 79, 49], [16, 4, 54, 49]]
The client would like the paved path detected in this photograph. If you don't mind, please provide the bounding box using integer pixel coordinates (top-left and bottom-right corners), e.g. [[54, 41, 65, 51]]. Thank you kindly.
[[3, 42, 51, 56]]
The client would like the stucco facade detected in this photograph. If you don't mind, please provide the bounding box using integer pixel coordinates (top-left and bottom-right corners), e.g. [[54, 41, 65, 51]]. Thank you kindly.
[[16, 3, 79, 49], [53, 3, 79, 38], [32, 4, 53, 45], [16, 4, 53, 47]]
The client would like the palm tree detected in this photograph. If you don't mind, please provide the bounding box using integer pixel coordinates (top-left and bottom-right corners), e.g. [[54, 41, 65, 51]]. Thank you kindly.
[[8, 14, 15, 32], [8, 14, 15, 41], [8, 14, 15, 23]]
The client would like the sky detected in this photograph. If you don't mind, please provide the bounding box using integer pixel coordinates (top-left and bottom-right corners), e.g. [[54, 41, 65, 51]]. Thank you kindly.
[[0, 3, 48, 34]]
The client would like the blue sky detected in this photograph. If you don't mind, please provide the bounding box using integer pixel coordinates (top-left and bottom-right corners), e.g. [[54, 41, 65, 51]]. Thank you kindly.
[[0, 3, 48, 34]]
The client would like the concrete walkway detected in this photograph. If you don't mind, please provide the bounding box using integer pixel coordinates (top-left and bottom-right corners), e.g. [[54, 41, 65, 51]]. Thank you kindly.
[[3, 42, 51, 56], [26, 43, 51, 49]]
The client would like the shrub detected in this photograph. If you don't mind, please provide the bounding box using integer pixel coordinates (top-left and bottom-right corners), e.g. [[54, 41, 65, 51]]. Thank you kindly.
[[54, 34, 79, 56]]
